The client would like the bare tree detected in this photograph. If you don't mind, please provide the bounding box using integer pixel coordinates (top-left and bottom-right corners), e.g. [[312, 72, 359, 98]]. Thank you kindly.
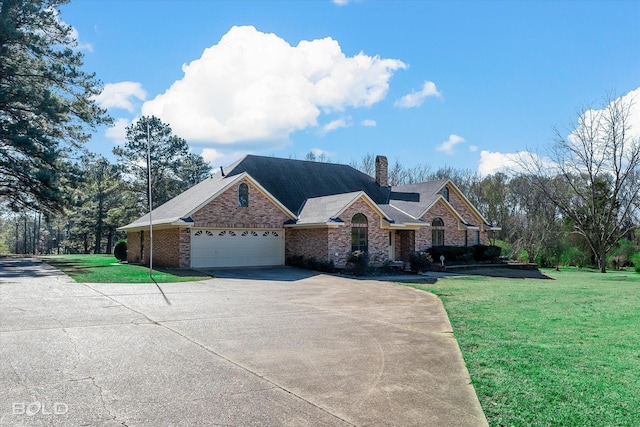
[[517, 92, 640, 272]]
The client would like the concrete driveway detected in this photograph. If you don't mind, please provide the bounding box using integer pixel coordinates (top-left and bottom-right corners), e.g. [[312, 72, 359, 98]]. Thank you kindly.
[[1, 258, 487, 426]]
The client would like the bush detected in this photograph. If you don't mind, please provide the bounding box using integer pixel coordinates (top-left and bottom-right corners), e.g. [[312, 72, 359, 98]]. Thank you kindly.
[[286, 255, 335, 273], [427, 246, 473, 263], [408, 251, 433, 273], [427, 245, 501, 264], [472, 244, 502, 262], [347, 250, 369, 276], [633, 252, 640, 273], [113, 239, 127, 262]]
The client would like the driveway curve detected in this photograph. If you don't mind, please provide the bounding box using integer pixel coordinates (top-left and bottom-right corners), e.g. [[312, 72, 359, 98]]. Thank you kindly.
[[1, 258, 487, 426]]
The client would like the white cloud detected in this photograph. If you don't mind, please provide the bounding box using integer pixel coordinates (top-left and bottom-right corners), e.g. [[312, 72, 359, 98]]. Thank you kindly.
[[201, 148, 250, 168], [95, 82, 147, 112], [436, 134, 465, 155], [104, 117, 131, 145], [321, 117, 351, 134], [361, 119, 377, 127], [478, 150, 556, 177], [332, 0, 350, 5], [569, 87, 640, 151], [69, 26, 93, 52], [469, 145, 478, 152], [310, 147, 335, 159], [142, 25, 405, 145], [394, 81, 440, 108]]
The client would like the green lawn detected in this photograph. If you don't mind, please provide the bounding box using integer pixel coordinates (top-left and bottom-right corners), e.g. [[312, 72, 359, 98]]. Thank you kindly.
[[404, 268, 640, 427], [39, 254, 211, 283]]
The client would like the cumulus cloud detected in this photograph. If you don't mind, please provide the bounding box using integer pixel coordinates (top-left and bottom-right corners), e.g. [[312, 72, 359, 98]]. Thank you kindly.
[[394, 81, 440, 108], [361, 119, 377, 127], [142, 26, 405, 145], [321, 117, 351, 134], [436, 134, 465, 155], [95, 82, 147, 112], [570, 87, 640, 150], [478, 150, 556, 177], [104, 117, 131, 145]]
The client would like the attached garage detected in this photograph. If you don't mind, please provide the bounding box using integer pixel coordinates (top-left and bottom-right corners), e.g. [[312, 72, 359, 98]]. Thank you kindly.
[[190, 228, 285, 268]]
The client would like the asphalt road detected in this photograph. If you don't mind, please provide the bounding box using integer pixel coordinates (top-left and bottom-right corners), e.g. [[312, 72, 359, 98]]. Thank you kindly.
[[0, 258, 487, 426]]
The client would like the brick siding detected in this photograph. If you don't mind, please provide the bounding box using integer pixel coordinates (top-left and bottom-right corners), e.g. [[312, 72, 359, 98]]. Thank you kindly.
[[191, 179, 291, 229], [287, 198, 390, 268], [126, 228, 183, 268]]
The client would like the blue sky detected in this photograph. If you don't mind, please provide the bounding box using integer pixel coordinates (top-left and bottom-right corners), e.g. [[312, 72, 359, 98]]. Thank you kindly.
[[60, 0, 640, 175]]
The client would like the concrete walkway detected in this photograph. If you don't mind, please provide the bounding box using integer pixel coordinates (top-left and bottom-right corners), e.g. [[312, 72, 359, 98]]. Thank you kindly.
[[1, 258, 487, 426]]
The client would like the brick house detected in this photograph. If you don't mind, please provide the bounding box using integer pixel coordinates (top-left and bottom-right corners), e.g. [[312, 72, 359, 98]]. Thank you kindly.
[[119, 155, 499, 268]]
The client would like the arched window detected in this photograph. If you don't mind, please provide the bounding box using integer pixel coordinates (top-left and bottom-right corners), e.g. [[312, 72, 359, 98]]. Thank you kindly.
[[351, 213, 368, 252], [238, 183, 249, 207], [432, 217, 444, 246], [442, 186, 449, 201]]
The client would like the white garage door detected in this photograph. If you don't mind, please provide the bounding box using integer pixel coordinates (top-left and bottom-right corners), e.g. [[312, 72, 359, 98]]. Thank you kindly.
[[190, 229, 285, 268]]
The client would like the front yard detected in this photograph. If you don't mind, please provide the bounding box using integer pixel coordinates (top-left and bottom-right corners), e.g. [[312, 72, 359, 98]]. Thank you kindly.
[[406, 268, 640, 426], [39, 254, 211, 283]]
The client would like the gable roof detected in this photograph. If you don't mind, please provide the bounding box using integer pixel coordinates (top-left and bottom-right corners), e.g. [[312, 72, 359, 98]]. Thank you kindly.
[[118, 171, 295, 231], [119, 154, 494, 231], [389, 179, 448, 219], [294, 191, 395, 226], [224, 155, 390, 214]]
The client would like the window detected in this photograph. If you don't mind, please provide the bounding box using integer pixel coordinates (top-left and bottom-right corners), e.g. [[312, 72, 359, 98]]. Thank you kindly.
[[474, 230, 480, 245], [442, 186, 449, 201], [351, 213, 368, 252], [432, 217, 444, 246], [238, 183, 248, 207]]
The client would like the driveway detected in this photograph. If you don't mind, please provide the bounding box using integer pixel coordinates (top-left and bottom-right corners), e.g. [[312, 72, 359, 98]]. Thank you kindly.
[[1, 258, 487, 426]]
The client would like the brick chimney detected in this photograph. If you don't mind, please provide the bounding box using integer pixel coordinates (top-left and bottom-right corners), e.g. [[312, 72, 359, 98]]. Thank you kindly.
[[375, 155, 388, 187]]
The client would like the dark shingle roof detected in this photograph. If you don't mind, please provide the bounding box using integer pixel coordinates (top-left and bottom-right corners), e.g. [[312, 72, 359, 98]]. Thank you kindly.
[[224, 155, 390, 214], [389, 179, 448, 218]]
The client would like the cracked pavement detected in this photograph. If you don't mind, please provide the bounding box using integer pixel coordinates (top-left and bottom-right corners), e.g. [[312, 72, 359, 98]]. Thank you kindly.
[[0, 257, 487, 426]]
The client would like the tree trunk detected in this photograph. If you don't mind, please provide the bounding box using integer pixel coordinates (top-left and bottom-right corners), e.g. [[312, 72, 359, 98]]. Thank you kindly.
[[599, 246, 607, 273]]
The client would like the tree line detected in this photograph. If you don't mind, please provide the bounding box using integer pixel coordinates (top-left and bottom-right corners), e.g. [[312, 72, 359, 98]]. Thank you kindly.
[[1, 0, 638, 272]]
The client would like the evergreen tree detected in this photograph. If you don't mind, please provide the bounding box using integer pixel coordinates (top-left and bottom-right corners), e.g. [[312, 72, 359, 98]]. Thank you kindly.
[[113, 116, 210, 209], [0, 0, 110, 214]]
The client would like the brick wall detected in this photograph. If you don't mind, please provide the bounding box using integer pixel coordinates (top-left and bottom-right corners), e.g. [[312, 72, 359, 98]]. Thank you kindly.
[[284, 198, 390, 268], [420, 200, 466, 247], [443, 186, 488, 245], [125, 228, 184, 268], [418, 196, 487, 249], [191, 179, 291, 228], [127, 231, 142, 264], [178, 228, 190, 268], [285, 228, 329, 262]]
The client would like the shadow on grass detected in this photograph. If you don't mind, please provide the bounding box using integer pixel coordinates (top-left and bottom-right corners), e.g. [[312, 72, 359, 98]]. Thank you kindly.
[[153, 267, 212, 278], [458, 268, 553, 279]]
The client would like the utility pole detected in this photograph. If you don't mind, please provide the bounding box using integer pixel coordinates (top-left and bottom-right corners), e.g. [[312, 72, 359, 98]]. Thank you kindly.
[[147, 122, 154, 280]]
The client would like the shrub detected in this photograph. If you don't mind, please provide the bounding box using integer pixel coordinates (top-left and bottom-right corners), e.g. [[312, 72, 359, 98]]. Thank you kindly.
[[347, 250, 369, 276], [472, 244, 502, 262], [408, 251, 433, 273], [113, 239, 127, 262], [286, 255, 335, 273], [427, 246, 473, 263], [286, 255, 304, 268], [632, 252, 640, 273]]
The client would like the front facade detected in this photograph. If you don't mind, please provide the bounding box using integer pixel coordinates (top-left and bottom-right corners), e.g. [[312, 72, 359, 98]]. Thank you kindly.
[[120, 155, 498, 269]]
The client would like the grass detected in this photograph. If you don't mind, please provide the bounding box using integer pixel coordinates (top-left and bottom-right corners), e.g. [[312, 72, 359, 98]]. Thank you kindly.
[[39, 254, 211, 283], [403, 268, 640, 426]]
